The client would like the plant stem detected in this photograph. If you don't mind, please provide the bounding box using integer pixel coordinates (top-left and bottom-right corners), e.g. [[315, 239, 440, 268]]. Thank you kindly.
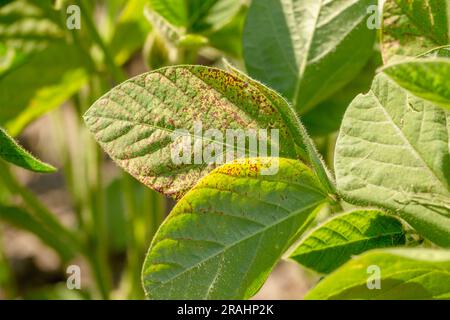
[[50, 110, 85, 229], [291, 113, 338, 198], [0, 161, 81, 254], [86, 121, 111, 299], [0, 229, 16, 299], [79, 0, 126, 84], [122, 173, 143, 299]]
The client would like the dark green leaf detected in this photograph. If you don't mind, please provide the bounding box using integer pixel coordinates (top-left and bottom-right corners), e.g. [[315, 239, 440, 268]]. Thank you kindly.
[[382, 58, 450, 111], [0, 127, 55, 173], [243, 0, 377, 113], [382, 0, 450, 62], [290, 210, 406, 274]]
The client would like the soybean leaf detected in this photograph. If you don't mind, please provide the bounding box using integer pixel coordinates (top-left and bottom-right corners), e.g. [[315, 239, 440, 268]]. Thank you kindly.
[[0, 127, 56, 173], [335, 73, 450, 247], [148, 0, 242, 33], [84, 66, 297, 199], [206, 6, 247, 58], [144, 5, 182, 44], [382, 58, 450, 111], [142, 158, 329, 299], [0, 0, 62, 56], [290, 210, 406, 274], [0, 205, 73, 261], [224, 61, 337, 195], [243, 0, 377, 113], [382, 0, 450, 62], [305, 248, 450, 299], [109, 0, 152, 66], [0, 0, 89, 135], [302, 52, 381, 137]]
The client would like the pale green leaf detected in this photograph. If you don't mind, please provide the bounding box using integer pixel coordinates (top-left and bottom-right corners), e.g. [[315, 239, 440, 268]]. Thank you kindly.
[[0, 0, 89, 135], [382, 0, 450, 62], [382, 58, 450, 111], [290, 210, 406, 274], [109, 0, 152, 66], [243, 0, 377, 113], [0, 0, 63, 55], [335, 73, 450, 247], [0, 127, 56, 173], [84, 66, 297, 199], [142, 158, 329, 299], [305, 248, 450, 299]]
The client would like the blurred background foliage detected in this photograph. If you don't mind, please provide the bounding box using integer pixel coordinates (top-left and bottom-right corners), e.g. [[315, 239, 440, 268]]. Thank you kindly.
[[0, 0, 380, 299]]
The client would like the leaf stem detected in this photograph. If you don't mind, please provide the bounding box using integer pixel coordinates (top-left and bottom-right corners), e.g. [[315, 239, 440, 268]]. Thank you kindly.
[[79, 0, 126, 83], [122, 173, 144, 299], [0, 161, 82, 254]]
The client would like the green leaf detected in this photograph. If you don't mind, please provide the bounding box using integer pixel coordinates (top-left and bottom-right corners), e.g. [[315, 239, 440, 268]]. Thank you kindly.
[[206, 6, 246, 58], [0, 127, 56, 173], [243, 0, 377, 113], [302, 52, 381, 137], [0, 1, 89, 135], [382, 0, 450, 62], [0, 0, 63, 56], [0, 205, 73, 261], [144, 5, 182, 44], [335, 73, 450, 247], [148, 0, 242, 33], [290, 210, 406, 274], [147, 0, 187, 28], [109, 0, 152, 66], [382, 58, 450, 111], [84, 65, 298, 199], [305, 248, 450, 299], [224, 61, 337, 195], [142, 158, 329, 299]]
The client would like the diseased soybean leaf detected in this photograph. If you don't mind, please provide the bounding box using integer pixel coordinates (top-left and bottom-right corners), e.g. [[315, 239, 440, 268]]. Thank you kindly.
[[290, 210, 406, 274], [335, 73, 450, 247], [224, 61, 337, 195], [305, 249, 450, 299], [383, 58, 450, 111], [0, 127, 56, 173], [84, 66, 297, 199], [243, 0, 376, 113], [142, 158, 329, 299], [382, 0, 450, 62]]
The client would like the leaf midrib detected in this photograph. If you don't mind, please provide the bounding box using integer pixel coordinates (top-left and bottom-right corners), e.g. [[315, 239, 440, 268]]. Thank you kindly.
[[292, 0, 322, 105]]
